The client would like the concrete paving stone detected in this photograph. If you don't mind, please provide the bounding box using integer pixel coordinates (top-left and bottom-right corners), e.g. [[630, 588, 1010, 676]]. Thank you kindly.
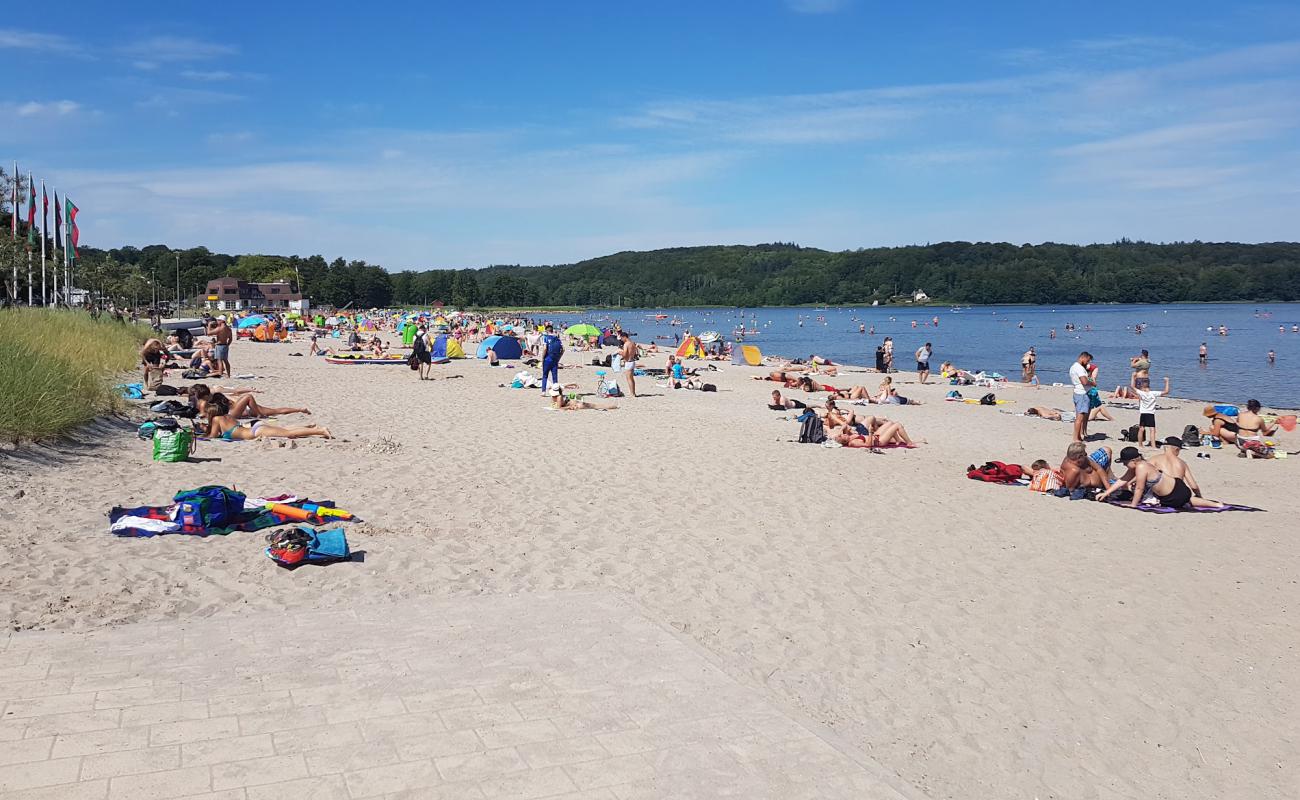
[[344, 758, 444, 798], [169, 790, 246, 800], [236, 706, 328, 736], [356, 711, 447, 742], [12, 709, 122, 738], [561, 754, 656, 791], [51, 726, 151, 758], [211, 754, 309, 790], [3, 691, 97, 718], [106, 765, 212, 800], [0, 735, 53, 765], [440, 702, 524, 731], [434, 747, 529, 783], [0, 678, 74, 701], [0, 757, 84, 793], [49, 659, 134, 678], [0, 720, 29, 741], [243, 773, 348, 800], [399, 687, 482, 713], [0, 777, 110, 800], [516, 736, 610, 769], [270, 721, 364, 755], [477, 765, 577, 799], [320, 694, 407, 725], [548, 712, 638, 738], [181, 733, 277, 767], [0, 664, 50, 682], [95, 683, 183, 709], [150, 716, 242, 747], [208, 692, 294, 718], [302, 740, 401, 776], [474, 719, 562, 749], [80, 745, 182, 780], [474, 677, 555, 705], [378, 782, 485, 800], [69, 673, 155, 694], [182, 676, 267, 702], [390, 729, 484, 761], [120, 700, 210, 727]]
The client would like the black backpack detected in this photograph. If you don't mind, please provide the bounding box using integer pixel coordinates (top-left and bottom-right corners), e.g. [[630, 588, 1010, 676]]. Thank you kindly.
[[979, 393, 996, 406], [797, 413, 826, 444], [1120, 425, 1140, 442], [1182, 424, 1202, 447], [700, 383, 717, 392]]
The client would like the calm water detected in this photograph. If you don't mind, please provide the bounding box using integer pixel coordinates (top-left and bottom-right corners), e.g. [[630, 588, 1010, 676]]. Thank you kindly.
[[543, 304, 1300, 408]]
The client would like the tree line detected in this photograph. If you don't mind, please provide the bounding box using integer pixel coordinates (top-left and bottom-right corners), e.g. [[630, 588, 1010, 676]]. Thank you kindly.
[[3, 207, 1298, 308]]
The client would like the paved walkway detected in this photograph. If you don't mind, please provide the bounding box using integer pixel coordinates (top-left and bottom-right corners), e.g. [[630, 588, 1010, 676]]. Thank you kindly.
[[0, 592, 914, 799]]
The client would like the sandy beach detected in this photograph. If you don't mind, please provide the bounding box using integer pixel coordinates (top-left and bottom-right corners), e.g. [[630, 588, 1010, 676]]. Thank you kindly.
[[1, 335, 1296, 800]]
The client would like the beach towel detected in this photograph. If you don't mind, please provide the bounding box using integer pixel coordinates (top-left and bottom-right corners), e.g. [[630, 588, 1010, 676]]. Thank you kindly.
[[110, 489, 353, 537], [266, 526, 351, 568], [1106, 501, 1263, 513]]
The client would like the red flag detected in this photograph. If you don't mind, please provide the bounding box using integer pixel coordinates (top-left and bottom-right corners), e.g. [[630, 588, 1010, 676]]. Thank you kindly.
[[66, 198, 79, 260]]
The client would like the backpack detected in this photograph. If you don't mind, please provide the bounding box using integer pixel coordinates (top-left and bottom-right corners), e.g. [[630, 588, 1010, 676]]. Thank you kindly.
[[152, 428, 194, 463], [154, 384, 180, 396], [1120, 424, 1140, 443], [173, 486, 247, 529], [1182, 424, 1202, 447], [979, 393, 996, 406], [543, 334, 564, 360], [966, 461, 1025, 483], [407, 352, 420, 370], [700, 383, 717, 392], [182, 369, 207, 380], [797, 411, 826, 444]]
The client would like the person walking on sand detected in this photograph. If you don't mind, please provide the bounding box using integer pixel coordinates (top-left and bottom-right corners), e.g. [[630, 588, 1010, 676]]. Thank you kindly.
[[540, 323, 564, 394], [617, 330, 639, 397], [1022, 347, 1037, 384], [915, 342, 932, 384], [1069, 351, 1095, 442], [207, 316, 233, 379], [412, 324, 433, 380]]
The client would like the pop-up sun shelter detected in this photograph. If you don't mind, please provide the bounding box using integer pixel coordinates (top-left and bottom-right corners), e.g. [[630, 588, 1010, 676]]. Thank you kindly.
[[477, 334, 523, 360], [675, 336, 705, 359], [731, 344, 762, 366], [431, 334, 465, 359]]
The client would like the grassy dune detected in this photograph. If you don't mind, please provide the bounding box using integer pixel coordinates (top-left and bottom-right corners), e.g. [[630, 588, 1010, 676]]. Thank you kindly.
[[0, 309, 150, 444]]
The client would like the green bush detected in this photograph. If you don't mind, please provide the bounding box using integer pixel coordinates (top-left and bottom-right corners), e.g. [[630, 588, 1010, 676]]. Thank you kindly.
[[0, 309, 149, 443]]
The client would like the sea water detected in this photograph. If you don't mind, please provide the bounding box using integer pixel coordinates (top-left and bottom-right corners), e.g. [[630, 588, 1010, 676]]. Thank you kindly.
[[544, 303, 1300, 408]]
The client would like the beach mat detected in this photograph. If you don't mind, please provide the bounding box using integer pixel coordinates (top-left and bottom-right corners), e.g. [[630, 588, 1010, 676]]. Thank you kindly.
[[1107, 501, 1263, 513]]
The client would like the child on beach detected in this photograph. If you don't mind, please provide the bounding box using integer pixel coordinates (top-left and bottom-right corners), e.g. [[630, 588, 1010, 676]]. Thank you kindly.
[[1134, 377, 1170, 449]]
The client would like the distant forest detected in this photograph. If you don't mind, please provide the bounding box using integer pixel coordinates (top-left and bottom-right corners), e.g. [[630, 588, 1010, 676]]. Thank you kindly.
[[2, 214, 1298, 308]]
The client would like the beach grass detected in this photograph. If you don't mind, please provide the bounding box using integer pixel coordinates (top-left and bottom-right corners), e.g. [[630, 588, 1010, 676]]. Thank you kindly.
[[0, 308, 150, 444]]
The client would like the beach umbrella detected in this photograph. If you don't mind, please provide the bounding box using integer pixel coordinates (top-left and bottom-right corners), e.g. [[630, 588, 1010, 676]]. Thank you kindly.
[[565, 323, 601, 338], [235, 315, 268, 329], [698, 330, 721, 343]]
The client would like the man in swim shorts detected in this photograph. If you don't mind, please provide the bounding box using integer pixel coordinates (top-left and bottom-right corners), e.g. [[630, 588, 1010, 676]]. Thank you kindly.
[[1069, 351, 1094, 442], [207, 316, 233, 379], [915, 342, 932, 384], [618, 331, 639, 398]]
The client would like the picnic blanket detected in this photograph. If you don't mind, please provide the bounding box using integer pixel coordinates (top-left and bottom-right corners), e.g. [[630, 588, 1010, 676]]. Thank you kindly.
[[109, 488, 354, 537]]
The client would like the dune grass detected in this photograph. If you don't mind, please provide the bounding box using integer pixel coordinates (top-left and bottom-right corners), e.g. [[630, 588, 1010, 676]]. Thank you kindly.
[[0, 308, 150, 444]]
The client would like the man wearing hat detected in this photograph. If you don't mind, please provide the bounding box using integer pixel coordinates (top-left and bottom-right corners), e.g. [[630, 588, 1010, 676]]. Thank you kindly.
[[1099, 443, 1222, 509]]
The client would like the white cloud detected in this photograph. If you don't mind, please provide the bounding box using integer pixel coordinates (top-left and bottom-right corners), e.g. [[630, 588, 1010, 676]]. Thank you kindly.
[[119, 35, 237, 63], [180, 69, 234, 81], [786, 0, 850, 13], [11, 100, 81, 117], [0, 29, 81, 55]]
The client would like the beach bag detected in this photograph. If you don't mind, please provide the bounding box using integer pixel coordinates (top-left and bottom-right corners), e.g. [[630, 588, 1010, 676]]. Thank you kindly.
[[266, 526, 351, 568], [979, 393, 996, 406], [1182, 424, 1202, 447], [152, 427, 194, 463], [173, 486, 246, 529], [145, 367, 165, 391], [543, 334, 563, 360], [1120, 425, 1140, 443], [1028, 468, 1063, 493], [700, 383, 717, 392], [182, 369, 207, 380], [407, 352, 419, 370], [154, 384, 180, 396], [797, 411, 826, 444]]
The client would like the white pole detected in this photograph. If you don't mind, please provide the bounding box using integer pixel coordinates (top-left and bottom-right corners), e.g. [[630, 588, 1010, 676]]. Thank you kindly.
[[40, 180, 46, 305]]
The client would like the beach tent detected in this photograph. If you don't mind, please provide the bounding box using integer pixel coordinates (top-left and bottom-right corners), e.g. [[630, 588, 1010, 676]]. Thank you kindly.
[[675, 336, 705, 359], [234, 315, 268, 329], [431, 334, 466, 359], [476, 334, 523, 360], [731, 344, 763, 366], [401, 323, 417, 346]]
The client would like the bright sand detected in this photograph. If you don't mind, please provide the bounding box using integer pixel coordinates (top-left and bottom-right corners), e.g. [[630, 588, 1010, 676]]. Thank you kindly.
[[1, 336, 1296, 800]]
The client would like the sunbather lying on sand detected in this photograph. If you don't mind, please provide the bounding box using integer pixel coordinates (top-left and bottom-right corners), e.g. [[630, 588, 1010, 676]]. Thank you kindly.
[[768, 390, 806, 410], [876, 376, 921, 405], [833, 419, 915, 448], [189, 384, 310, 418], [1027, 406, 1112, 422], [203, 394, 331, 440], [548, 385, 617, 410]]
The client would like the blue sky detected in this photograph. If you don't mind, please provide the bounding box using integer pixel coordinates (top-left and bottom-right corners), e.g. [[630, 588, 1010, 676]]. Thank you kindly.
[[4, 1, 1299, 268]]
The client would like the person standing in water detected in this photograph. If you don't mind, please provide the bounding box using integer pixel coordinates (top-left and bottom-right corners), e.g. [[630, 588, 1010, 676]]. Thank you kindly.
[[1267, 349, 1276, 365], [1198, 342, 1208, 365], [1021, 347, 1037, 384]]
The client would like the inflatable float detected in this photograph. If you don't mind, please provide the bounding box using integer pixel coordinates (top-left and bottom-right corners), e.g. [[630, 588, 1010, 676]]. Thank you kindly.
[[324, 353, 409, 365]]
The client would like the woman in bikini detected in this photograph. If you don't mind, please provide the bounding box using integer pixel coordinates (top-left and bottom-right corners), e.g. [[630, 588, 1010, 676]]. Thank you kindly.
[[833, 419, 915, 448], [203, 394, 331, 440], [189, 384, 310, 418], [548, 386, 617, 410], [1098, 447, 1224, 509]]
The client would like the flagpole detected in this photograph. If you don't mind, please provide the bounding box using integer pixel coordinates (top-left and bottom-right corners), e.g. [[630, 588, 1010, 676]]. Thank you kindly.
[[10, 161, 16, 302], [40, 180, 47, 306]]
